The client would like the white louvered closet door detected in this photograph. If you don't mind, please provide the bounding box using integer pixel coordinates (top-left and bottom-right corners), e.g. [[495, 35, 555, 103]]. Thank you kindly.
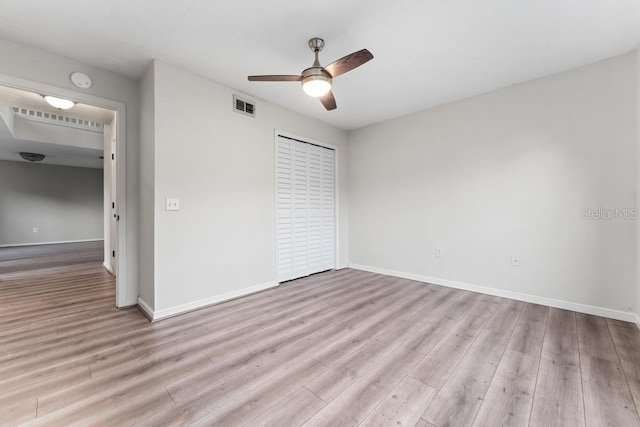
[[276, 135, 335, 282]]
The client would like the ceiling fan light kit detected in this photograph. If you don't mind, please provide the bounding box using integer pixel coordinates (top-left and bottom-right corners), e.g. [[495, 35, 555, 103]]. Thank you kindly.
[[248, 37, 373, 111], [301, 69, 332, 97]]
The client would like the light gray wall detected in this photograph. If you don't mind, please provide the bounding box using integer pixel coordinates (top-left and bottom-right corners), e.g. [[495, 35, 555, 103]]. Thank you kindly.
[[0, 160, 103, 245], [0, 38, 140, 305], [143, 60, 348, 316], [348, 52, 637, 317], [12, 116, 103, 150]]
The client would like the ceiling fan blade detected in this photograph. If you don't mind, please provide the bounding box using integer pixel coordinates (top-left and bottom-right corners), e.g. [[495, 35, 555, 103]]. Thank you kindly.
[[247, 75, 301, 82], [320, 90, 337, 111], [324, 49, 373, 78]]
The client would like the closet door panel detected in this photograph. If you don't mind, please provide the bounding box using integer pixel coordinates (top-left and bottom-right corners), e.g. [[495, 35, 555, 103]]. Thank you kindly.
[[276, 135, 335, 282], [276, 138, 294, 281], [307, 146, 323, 271], [320, 147, 335, 270], [291, 141, 309, 278]]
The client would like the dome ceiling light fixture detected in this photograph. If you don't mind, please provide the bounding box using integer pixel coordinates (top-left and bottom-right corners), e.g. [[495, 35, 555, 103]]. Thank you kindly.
[[248, 38, 374, 111], [19, 152, 45, 163], [43, 95, 75, 110]]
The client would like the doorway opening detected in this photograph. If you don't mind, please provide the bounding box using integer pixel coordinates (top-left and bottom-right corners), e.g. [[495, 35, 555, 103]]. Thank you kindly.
[[0, 78, 128, 307]]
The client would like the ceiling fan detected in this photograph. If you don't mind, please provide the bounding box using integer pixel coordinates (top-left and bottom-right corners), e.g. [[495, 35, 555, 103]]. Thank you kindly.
[[248, 38, 373, 111]]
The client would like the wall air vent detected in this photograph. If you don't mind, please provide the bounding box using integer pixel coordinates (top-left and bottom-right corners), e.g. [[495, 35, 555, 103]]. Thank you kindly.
[[233, 95, 255, 118]]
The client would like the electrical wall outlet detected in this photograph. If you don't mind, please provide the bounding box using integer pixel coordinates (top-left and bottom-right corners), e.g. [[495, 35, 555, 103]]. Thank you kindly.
[[165, 198, 180, 211], [435, 248, 444, 258], [511, 255, 520, 267], [33, 227, 39, 233]]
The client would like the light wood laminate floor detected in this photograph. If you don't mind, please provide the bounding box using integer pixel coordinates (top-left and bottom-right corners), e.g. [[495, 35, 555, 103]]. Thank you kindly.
[[1, 243, 640, 426]]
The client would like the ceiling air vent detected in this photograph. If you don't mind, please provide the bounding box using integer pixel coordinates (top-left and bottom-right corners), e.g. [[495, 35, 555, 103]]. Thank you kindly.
[[233, 95, 255, 118], [11, 107, 104, 131]]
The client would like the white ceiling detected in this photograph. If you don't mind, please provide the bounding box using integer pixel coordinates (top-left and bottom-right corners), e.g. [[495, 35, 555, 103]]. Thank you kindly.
[[0, 86, 115, 124], [0, 117, 104, 169], [0, 0, 638, 130], [0, 85, 113, 169]]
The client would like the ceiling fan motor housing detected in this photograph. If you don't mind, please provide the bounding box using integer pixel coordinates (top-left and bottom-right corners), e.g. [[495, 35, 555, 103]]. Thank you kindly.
[[301, 67, 332, 83]]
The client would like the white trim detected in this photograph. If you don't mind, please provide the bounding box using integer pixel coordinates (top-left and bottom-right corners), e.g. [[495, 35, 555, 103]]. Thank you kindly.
[[636, 313, 640, 330], [103, 261, 114, 275], [349, 263, 637, 323], [136, 297, 154, 320], [0, 238, 103, 248], [0, 73, 128, 309], [273, 131, 280, 283], [274, 129, 338, 152], [138, 281, 278, 322]]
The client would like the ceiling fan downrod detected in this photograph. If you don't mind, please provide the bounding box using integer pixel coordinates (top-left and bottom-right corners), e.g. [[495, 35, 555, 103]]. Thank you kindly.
[[308, 37, 324, 67]]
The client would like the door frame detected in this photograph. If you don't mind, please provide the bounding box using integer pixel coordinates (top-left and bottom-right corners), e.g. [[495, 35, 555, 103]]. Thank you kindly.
[[0, 73, 129, 308], [274, 129, 339, 283]]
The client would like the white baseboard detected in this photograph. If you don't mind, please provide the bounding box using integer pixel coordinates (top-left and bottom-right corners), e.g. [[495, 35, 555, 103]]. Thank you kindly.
[[103, 261, 114, 275], [137, 280, 278, 322], [136, 297, 154, 320], [348, 263, 637, 324], [0, 238, 103, 248]]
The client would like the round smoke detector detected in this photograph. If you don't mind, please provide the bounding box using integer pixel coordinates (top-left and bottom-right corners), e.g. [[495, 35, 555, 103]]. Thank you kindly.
[[70, 72, 92, 89]]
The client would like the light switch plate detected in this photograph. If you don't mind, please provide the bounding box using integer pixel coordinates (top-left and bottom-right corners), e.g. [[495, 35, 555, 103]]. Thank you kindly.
[[166, 198, 180, 211]]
